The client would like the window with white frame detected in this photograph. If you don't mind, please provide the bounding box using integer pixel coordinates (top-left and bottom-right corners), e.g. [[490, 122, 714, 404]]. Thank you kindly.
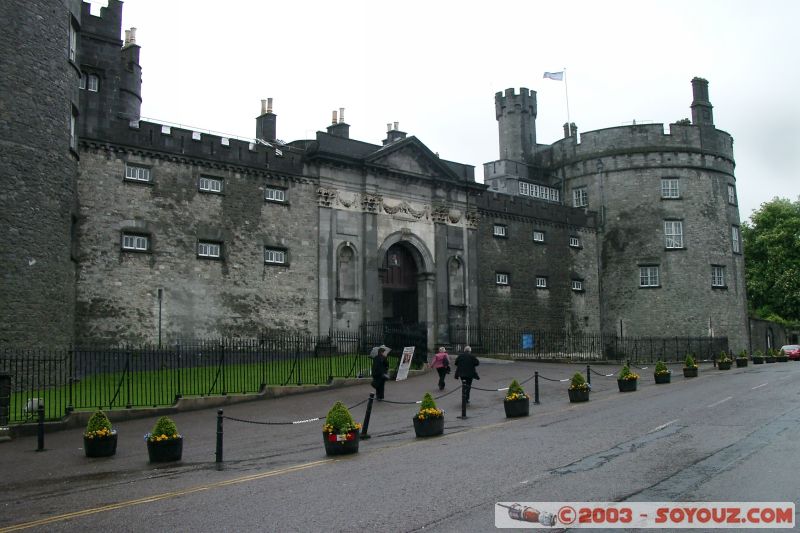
[[264, 247, 286, 264], [264, 187, 285, 202], [732, 225, 740, 253], [122, 233, 149, 251], [639, 266, 660, 287], [68, 20, 77, 62], [573, 187, 588, 207], [712, 265, 726, 287], [493, 224, 507, 237], [727, 184, 737, 205], [661, 178, 680, 199], [87, 74, 99, 92], [519, 182, 560, 202], [496, 272, 509, 286], [79, 73, 86, 90], [69, 109, 77, 150], [125, 163, 151, 183], [533, 230, 545, 243], [536, 276, 548, 288], [569, 236, 581, 248], [198, 241, 221, 258], [571, 279, 584, 291], [664, 220, 684, 249], [199, 176, 223, 193]]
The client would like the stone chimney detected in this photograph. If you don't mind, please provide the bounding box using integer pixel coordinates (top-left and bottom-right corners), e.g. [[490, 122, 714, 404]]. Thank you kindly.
[[326, 107, 350, 138], [255, 97, 276, 141], [383, 121, 407, 145]]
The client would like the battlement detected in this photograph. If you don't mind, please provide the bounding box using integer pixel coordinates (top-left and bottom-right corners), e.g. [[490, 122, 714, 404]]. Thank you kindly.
[[495, 87, 537, 119], [80, 0, 123, 41], [83, 118, 304, 177], [541, 122, 735, 170], [476, 191, 598, 230]]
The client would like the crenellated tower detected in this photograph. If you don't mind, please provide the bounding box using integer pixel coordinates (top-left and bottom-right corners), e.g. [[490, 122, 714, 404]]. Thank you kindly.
[[495, 88, 537, 163]]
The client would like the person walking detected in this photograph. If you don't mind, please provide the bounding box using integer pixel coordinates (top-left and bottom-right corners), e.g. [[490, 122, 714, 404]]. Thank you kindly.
[[454, 345, 479, 403], [371, 346, 390, 400], [430, 347, 451, 390]]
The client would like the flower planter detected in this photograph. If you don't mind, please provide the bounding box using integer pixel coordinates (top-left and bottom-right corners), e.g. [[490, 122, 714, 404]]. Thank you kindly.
[[718, 361, 732, 370], [323, 431, 359, 455], [765, 356, 776, 363], [84, 431, 118, 458], [777, 356, 789, 362], [503, 398, 530, 418], [568, 388, 590, 403], [752, 356, 764, 364], [735, 358, 748, 368], [683, 367, 698, 378], [617, 379, 637, 392], [413, 416, 444, 438], [654, 373, 671, 384], [147, 437, 183, 463]]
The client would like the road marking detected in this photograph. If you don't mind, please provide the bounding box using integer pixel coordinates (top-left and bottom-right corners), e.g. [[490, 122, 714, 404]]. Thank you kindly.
[[0, 459, 333, 532], [648, 419, 679, 433], [707, 396, 733, 408], [751, 382, 768, 390]]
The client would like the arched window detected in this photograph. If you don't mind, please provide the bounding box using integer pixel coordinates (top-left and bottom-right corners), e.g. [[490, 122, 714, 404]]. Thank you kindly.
[[337, 244, 356, 299], [448, 257, 465, 306]]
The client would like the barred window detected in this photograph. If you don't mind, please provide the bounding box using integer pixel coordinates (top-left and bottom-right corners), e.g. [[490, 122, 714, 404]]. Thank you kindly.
[[571, 279, 584, 291], [265, 187, 285, 202], [712, 265, 726, 287], [199, 177, 223, 193], [661, 178, 680, 199], [536, 276, 548, 288], [664, 220, 683, 249], [198, 241, 221, 258], [122, 233, 149, 251], [573, 187, 588, 207], [264, 247, 286, 264], [493, 224, 507, 237], [533, 230, 545, 243], [569, 236, 580, 248], [639, 266, 660, 287], [125, 163, 151, 183], [496, 273, 509, 286]]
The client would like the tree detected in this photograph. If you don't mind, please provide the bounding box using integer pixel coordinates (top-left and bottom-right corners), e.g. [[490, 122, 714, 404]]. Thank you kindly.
[[741, 197, 800, 323]]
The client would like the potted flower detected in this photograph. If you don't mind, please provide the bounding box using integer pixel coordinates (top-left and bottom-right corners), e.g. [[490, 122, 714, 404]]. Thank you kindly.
[[765, 349, 777, 363], [145, 416, 183, 463], [413, 393, 444, 437], [617, 364, 639, 392], [735, 350, 748, 368], [654, 361, 671, 384], [568, 372, 590, 403], [503, 380, 530, 418], [752, 350, 765, 364], [322, 401, 361, 455], [683, 354, 699, 378], [777, 349, 789, 363], [83, 410, 117, 458], [717, 351, 732, 371]]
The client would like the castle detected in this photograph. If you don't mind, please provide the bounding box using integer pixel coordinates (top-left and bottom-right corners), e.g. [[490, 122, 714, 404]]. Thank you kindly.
[[0, 0, 749, 353]]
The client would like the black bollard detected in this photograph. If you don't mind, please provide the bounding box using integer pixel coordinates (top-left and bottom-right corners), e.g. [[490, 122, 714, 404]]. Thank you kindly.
[[360, 393, 374, 440], [36, 402, 45, 452], [215, 409, 223, 464], [534, 372, 540, 405], [586, 364, 591, 386], [457, 380, 468, 419]]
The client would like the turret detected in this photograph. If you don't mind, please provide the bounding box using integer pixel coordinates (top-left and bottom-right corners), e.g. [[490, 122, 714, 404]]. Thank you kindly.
[[690, 77, 714, 126], [495, 88, 537, 162]]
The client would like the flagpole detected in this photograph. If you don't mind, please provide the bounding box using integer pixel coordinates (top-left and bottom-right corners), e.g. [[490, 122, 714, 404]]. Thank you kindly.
[[564, 67, 571, 135]]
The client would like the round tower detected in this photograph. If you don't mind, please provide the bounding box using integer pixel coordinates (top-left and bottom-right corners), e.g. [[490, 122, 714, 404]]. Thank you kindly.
[[495, 88, 537, 163], [0, 0, 81, 346]]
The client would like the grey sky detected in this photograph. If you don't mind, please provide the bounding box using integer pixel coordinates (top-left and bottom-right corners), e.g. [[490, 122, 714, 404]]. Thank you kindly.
[[102, 0, 800, 221]]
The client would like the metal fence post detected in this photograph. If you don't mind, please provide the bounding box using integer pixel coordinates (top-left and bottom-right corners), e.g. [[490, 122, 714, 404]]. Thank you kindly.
[[534, 372, 540, 405], [457, 381, 468, 419], [586, 364, 591, 386], [360, 393, 375, 439], [215, 409, 223, 464], [36, 402, 45, 452]]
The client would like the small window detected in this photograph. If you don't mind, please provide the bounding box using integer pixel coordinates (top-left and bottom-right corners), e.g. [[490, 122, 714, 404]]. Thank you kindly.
[[68, 20, 77, 62], [727, 184, 737, 205], [69, 108, 77, 151], [639, 266, 660, 287], [199, 176, 223, 194], [79, 73, 86, 90], [122, 233, 149, 252], [264, 247, 286, 264], [573, 187, 588, 208], [712, 265, 726, 287], [265, 187, 285, 203], [571, 279, 584, 291], [198, 241, 221, 259], [569, 236, 580, 248], [536, 276, 548, 288], [664, 220, 683, 249], [125, 163, 151, 183], [732, 225, 741, 253], [496, 273, 509, 286], [87, 74, 99, 92], [661, 178, 680, 199], [493, 224, 507, 237], [533, 230, 545, 243]]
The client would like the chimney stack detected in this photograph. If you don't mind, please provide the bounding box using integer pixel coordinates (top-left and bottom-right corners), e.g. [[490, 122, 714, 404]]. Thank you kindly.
[[255, 98, 277, 141], [383, 121, 407, 145], [690, 77, 714, 126], [326, 107, 350, 138]]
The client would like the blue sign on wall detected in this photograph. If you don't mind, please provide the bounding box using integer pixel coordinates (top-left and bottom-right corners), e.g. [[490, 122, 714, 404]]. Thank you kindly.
[[521, 333, 534, 350]]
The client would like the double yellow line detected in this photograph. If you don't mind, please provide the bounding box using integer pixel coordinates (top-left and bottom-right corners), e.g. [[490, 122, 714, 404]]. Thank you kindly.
[[0, 459, 332, 532]]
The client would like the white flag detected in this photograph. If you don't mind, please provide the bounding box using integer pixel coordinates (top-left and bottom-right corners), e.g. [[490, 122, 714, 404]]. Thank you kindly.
[[543, 71, 564, 81]]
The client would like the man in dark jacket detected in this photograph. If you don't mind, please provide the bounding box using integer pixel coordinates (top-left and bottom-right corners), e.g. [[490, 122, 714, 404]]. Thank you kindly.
[[371, 347, 390, 400], [454, 345, 479, 403]]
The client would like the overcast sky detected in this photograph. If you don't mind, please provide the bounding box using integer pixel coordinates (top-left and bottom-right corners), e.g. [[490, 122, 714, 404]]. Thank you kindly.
[[101, 0, 800, 222]]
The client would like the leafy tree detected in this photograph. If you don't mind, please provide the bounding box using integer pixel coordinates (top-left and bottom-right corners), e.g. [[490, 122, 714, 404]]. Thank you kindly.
[[742, 197, 800, 323]]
